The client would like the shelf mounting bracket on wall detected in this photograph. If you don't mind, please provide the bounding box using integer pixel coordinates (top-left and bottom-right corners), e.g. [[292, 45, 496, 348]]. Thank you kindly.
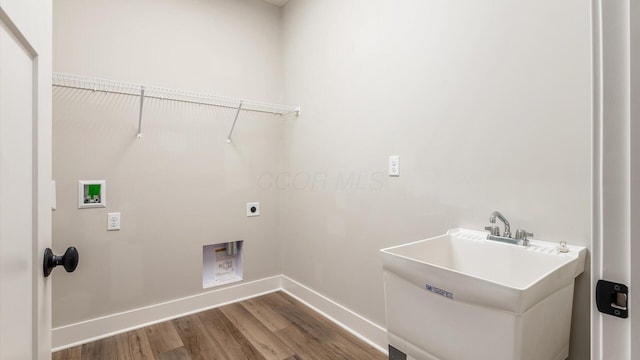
[[226, 101, 243, 144], [136, 87, 145, 139]]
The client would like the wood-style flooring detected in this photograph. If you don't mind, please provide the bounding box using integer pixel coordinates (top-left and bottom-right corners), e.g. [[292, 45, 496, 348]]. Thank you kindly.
[[52, 291, 386, 360]]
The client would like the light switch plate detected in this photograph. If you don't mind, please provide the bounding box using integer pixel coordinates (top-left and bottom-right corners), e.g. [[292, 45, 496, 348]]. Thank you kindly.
[[389, 155, 400, 176]]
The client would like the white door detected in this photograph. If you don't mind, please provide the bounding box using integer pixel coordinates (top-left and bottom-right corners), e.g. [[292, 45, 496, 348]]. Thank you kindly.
[[591, 0, 639, 359], [0, 1, 52, 359]]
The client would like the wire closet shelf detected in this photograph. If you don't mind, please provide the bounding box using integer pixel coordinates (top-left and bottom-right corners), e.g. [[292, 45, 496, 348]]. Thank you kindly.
[[52, 72, 300, 141]]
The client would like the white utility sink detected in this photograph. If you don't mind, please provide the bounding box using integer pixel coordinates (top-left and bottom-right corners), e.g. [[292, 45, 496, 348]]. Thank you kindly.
[[380, 228, 586, 360]]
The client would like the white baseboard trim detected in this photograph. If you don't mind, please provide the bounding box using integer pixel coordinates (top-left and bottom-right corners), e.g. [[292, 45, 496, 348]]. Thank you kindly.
[[52, 275, 282, 351], [280, 275, 388, 354], [52, 274, 389, 355]]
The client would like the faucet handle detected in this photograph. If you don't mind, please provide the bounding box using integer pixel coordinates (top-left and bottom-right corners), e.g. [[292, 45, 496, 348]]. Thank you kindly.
[[514, 229, 533, 240], [484, 225, 500, 236]]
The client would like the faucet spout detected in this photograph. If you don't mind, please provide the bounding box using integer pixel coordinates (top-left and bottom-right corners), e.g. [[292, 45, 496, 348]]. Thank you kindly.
[[489, 211, 511, 238]]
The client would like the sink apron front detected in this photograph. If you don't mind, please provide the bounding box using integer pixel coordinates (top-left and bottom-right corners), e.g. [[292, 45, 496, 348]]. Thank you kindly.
[[383, 270, 573, 360]]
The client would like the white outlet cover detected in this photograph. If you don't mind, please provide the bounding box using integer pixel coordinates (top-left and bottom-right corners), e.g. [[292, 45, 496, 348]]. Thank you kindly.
[[247, 202, 260, 217], [107, 212, 121, 231]]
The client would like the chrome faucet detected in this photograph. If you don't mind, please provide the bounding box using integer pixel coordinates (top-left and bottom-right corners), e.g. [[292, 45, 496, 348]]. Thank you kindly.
[[485, 211, 533, 246], [489, 211, 511, 238]]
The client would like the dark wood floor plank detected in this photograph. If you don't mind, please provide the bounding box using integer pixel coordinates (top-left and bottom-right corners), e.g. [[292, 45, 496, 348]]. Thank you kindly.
[[275, 325, 340, 360], [144, 321, 184, 356], [266, 292, 334, 341], [274, 292, 387, 360], [270, 294, 371, 360], [81, 336, 118, 360], [52, 346, 81, 360], [52, 291, 385, 360], [156, 346, 191, 360], [115, 328, 155, 360], [240, 293, 291, 332], [220, 302, 296, 360], [197, 308, 267, 360], [172, 313, 229, 360]]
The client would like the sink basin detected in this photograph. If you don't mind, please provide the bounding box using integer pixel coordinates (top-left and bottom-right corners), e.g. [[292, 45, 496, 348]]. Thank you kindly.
[[380, 228, 586, 360], [381, 228, 586, 314]]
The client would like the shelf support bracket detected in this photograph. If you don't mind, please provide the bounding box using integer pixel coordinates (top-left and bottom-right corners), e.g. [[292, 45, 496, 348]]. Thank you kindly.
[[136, 87, 145, 139], [226, 101, 243, 144]]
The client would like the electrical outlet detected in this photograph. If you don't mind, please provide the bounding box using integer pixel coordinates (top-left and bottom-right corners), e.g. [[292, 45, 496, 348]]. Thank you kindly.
[[107, 212, 121, 231], [389, 155, 400, 176], [246, 202, 260, 217]]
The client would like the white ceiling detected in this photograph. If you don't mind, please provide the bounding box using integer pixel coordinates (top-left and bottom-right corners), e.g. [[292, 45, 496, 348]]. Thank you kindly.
[[263, 0, 289, 6]]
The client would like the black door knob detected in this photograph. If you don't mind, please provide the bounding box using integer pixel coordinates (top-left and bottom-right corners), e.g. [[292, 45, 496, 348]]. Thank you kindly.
[[43, 247, 79, 277]]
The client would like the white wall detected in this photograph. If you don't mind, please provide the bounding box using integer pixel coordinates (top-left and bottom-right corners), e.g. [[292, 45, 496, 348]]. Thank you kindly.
[[280, 0, 592, 358], [53, 0, 594, 358], [52, 0, 284, 327], [53, 0, 283, 101]]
